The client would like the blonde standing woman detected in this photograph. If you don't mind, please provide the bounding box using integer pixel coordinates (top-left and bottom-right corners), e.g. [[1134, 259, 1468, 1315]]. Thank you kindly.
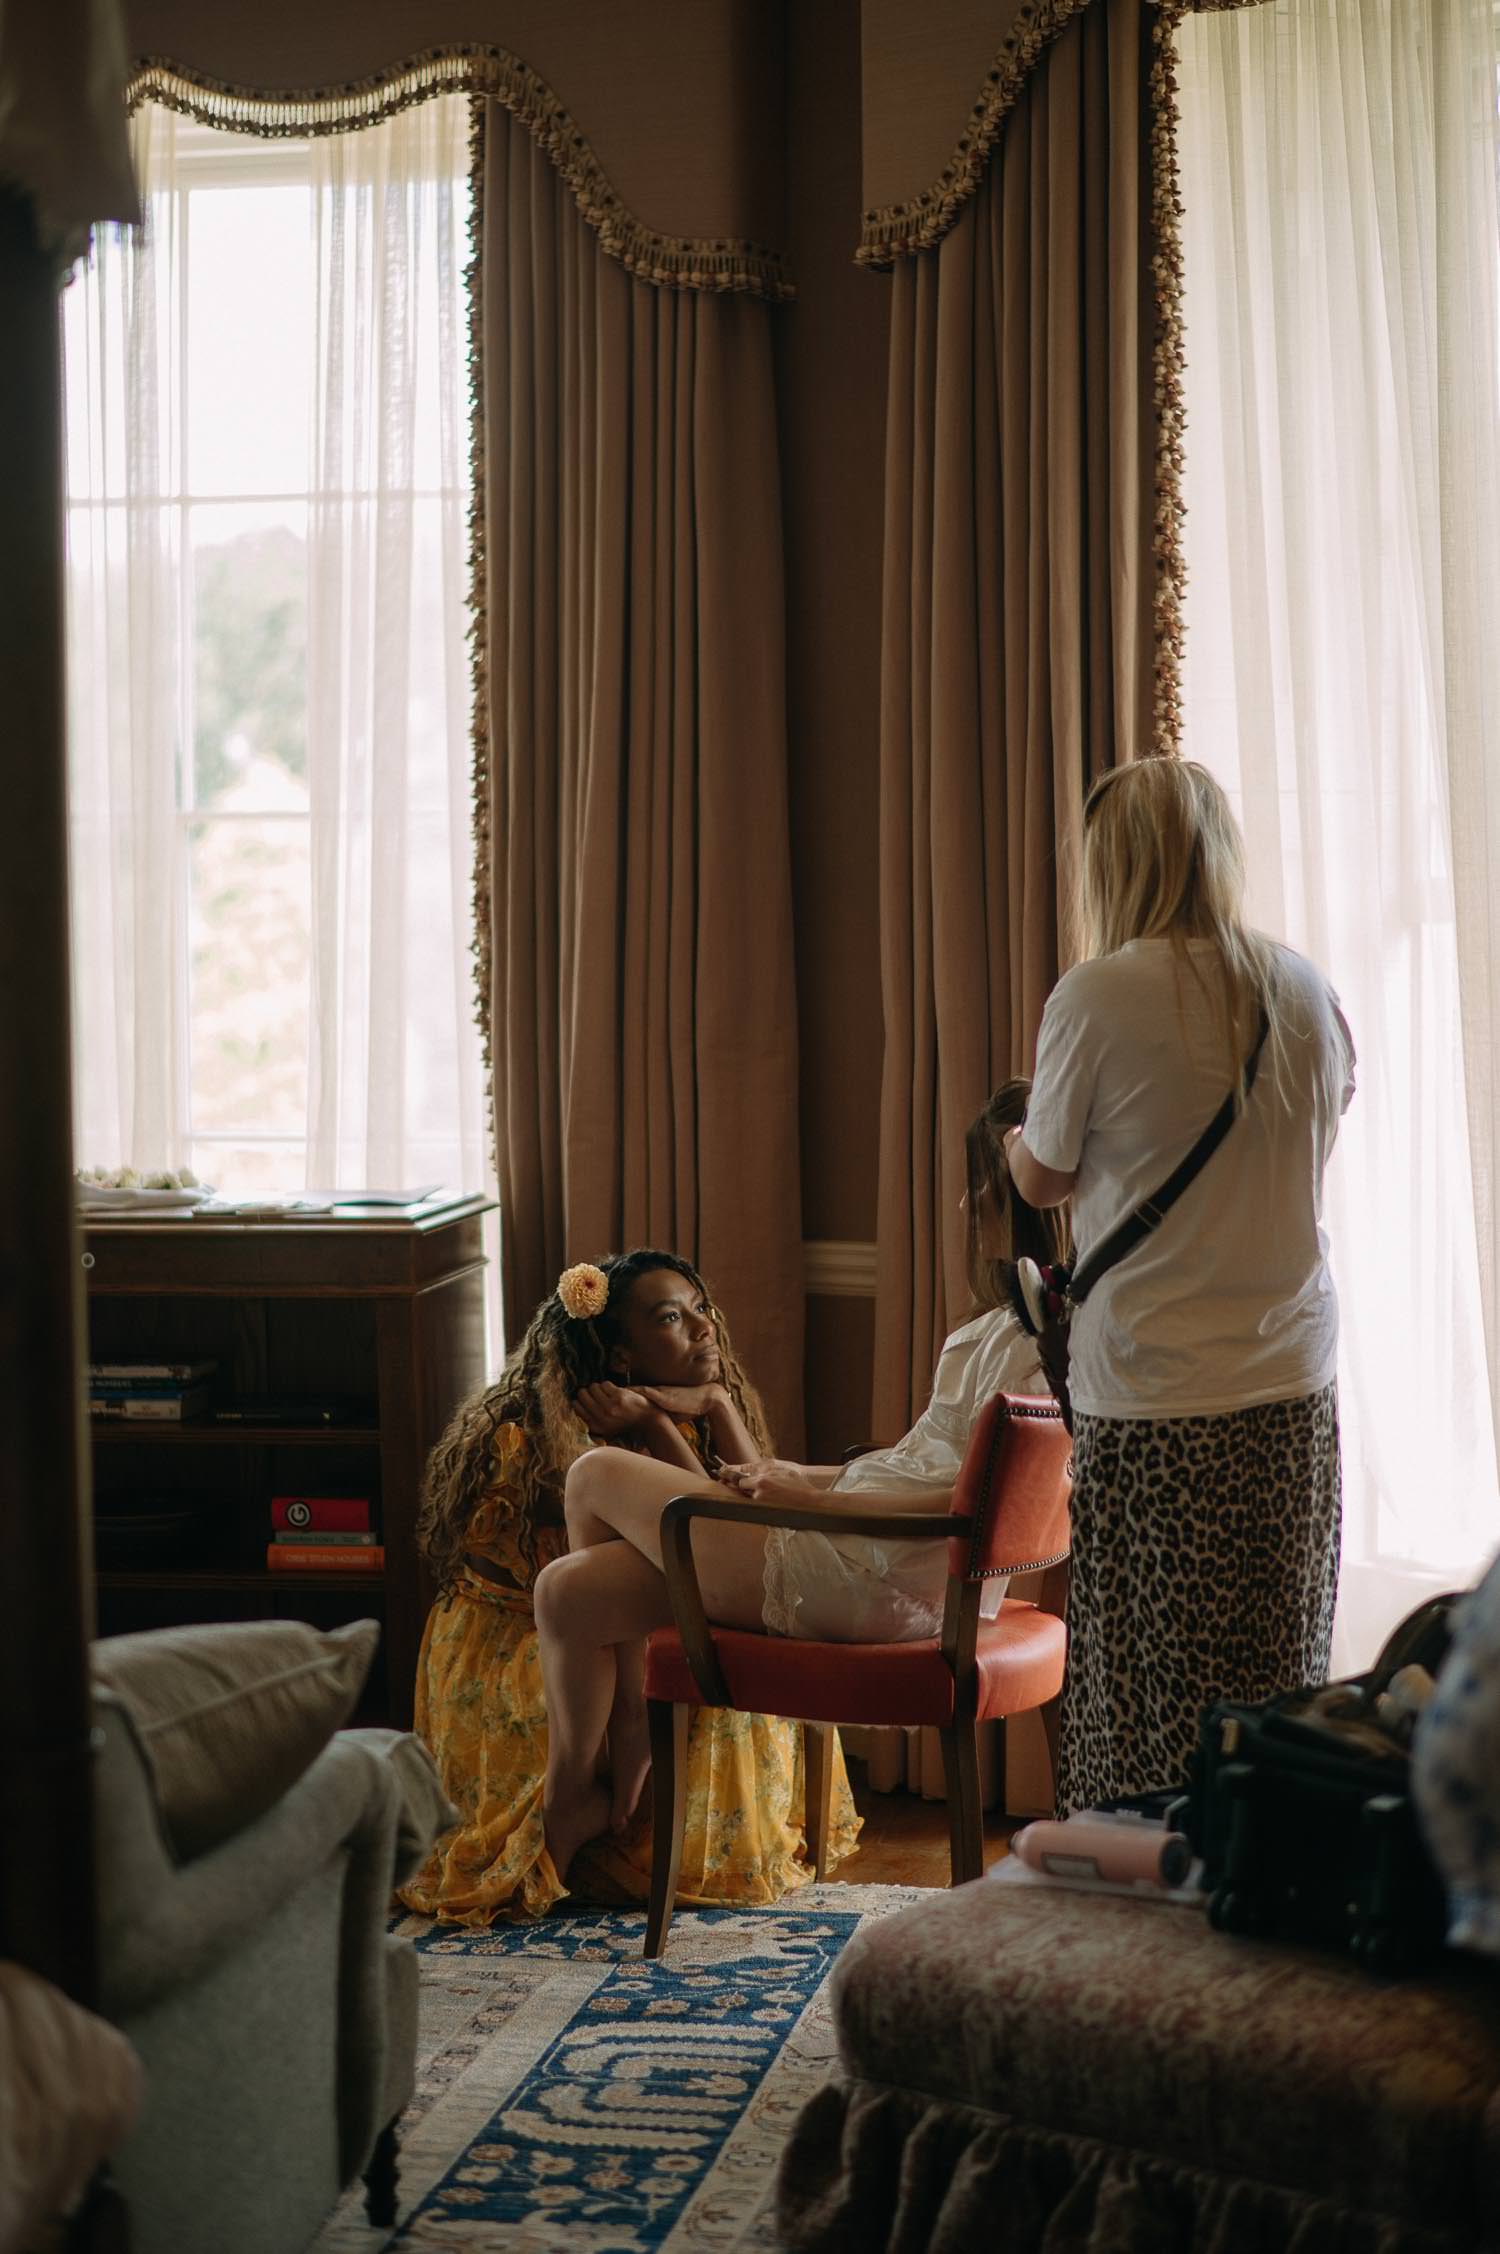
[[1007, 760, 1356, 1814]]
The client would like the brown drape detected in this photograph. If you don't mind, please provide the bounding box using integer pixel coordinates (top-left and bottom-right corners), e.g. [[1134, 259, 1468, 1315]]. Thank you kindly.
[[871, 0, 1168, 1438], [480, 100, 806, 1448]]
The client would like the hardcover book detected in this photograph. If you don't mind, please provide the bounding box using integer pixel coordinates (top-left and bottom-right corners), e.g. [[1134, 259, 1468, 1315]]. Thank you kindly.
[[89, 1359, 218, 1383], [265, 1543, 384, 1572], [89, 1386, 211, 1422], [88, 1377, 213, 1397], [214, 1398, 368, 1428], [270, 1496, 372, 1532], [270, 1529, 380, 1547]]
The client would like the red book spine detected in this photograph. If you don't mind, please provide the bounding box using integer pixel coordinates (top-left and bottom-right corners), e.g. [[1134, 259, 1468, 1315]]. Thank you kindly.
[[270, 1496, 372, 1533], [266, 1543, 384, 1572]]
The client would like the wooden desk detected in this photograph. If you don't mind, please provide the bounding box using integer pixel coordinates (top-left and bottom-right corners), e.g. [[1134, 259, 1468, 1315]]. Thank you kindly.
[[84, 1196, 492, 1726]]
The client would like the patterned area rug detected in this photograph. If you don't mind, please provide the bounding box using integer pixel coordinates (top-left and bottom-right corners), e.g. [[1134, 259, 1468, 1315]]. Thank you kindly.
[[311, 1885, 921, 2253]]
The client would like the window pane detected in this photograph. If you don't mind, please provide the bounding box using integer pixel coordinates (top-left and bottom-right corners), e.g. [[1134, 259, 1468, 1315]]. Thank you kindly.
[[186, 1140, 307, 1196], [191, 501, 308, 810], [188, 814, 309, 1132], [186, 180, 311, 496]]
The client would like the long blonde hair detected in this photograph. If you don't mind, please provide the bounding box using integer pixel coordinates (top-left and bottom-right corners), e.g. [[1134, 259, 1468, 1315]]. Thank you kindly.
[[1080, 758, 1281, 1096], [415, 1249, 772, 1591]]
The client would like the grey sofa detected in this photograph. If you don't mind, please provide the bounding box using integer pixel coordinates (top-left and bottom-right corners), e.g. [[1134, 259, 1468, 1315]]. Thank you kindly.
[[94, 1692, 438, 2254]]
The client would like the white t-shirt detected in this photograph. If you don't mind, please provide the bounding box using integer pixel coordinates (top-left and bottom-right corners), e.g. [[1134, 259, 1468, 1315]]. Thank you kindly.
[[1023, 936, 1355, 1420]]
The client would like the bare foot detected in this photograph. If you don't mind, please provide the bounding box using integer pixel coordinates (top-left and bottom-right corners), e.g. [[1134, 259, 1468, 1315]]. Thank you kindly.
[[607, 1695, 652, 1833], [543, 1779, 612, 1883]]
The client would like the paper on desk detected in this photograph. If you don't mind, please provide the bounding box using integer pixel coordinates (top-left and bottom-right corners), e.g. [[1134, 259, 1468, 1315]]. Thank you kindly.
[[319, 1185, 442, 1205], [191, 1191, 450, 1221], [191, 1197, 335, 1220]]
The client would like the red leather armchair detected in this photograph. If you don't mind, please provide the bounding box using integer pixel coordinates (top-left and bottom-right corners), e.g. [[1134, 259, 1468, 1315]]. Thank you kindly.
[[641, 1392, 1072, 1956]]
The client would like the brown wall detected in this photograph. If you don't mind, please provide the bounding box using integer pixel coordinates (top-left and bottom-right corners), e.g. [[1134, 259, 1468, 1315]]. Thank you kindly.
[[777, 0, 889, 1459]]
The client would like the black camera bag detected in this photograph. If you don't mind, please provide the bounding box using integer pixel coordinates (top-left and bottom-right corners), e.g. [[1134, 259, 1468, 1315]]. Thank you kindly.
[[1176, 1596, 1460, 1973]]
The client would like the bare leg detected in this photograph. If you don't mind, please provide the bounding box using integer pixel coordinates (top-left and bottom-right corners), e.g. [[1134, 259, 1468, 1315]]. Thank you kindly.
[[606, 1635, 651, 1834], [562, 1449, 769, 1624], [536, 1451, 769, 1879], [559, 1461, 654, 1831], [534, 1540, 675, 1881], [563, 1449, 768, 1832]]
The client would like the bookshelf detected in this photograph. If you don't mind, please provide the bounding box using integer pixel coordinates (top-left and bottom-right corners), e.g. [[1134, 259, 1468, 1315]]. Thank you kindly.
[[84, 1196, 492, 1727]]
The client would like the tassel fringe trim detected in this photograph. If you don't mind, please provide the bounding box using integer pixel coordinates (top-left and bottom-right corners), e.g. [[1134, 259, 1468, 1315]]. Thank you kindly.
[[126, 49, 794, 300], [857, 0, 1093, 267], [463, 98, 497, 1158], [1149, 0, 1188, 754]]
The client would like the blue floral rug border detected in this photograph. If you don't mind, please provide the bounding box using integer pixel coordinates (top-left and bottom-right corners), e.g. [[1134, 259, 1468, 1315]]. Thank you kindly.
[[312, 1886, 924, 2252]]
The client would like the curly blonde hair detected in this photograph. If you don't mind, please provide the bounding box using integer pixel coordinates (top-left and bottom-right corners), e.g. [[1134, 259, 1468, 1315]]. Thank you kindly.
[[415, 1248, 772, 1591]]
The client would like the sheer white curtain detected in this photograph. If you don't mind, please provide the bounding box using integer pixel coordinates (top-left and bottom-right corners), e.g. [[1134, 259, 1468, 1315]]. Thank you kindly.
[[1177, 0, 1500, 1665], [64, 93, 487, 1202], [66, 101, 183, 1170]]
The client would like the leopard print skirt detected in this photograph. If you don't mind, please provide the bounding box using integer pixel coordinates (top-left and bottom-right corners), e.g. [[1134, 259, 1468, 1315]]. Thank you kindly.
[[1054, 1382, 1341, 1816]]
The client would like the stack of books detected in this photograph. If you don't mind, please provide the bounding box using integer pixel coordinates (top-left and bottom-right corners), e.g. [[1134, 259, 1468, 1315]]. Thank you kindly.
[[89, 1358, 217, 1421], [266, 1495, 383, 1572]]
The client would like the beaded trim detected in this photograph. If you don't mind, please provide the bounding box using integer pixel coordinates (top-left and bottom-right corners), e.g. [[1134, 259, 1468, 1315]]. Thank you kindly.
[[1149, 0, 1189, 753], [125, 48, 794, 301], [857, 0, 1092, 268], [464, 97, 496, 1153]]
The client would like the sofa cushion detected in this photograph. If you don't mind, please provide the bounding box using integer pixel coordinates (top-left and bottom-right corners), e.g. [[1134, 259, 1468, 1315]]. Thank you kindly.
[[91, 1618, 380, 1860]]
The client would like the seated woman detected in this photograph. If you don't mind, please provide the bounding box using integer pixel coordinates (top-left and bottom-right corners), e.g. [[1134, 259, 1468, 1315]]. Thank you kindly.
[[534, 1081, 1068, 1879], [400, 1248, 860, 1924]]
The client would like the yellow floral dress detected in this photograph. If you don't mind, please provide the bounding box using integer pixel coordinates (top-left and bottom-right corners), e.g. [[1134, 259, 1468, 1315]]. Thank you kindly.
[[400, 1420, 861, 1925]]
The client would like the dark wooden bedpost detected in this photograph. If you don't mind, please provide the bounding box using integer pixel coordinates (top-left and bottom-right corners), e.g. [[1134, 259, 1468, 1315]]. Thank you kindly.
[[0, 183, 100, 2009]]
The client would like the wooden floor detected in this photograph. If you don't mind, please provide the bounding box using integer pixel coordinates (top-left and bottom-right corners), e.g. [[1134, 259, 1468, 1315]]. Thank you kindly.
[[825, 1760, 1020, 1888]]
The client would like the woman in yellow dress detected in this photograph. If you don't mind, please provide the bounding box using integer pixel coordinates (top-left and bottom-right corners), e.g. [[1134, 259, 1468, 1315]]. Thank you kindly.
[[400, 1247, 860, 1923]]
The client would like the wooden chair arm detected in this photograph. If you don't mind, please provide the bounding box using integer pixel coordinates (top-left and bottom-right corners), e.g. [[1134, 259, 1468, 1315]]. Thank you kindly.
[[658, 1491, 967, 1707]]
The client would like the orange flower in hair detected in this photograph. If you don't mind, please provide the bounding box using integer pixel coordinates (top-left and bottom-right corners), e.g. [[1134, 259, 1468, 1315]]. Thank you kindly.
[[556, 1262, 609, 1321]]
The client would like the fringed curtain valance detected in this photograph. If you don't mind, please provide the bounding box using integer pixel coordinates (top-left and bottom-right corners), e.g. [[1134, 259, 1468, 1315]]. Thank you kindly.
[[120, 0, 789, 289], [125, 51, 792, 299], [868, 0, 1185, 1439], [860, 0, 1095, 266]]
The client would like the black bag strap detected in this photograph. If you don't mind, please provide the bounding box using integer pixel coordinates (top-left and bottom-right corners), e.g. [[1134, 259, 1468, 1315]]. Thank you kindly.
[[1068, 1008, 1270, 1307]]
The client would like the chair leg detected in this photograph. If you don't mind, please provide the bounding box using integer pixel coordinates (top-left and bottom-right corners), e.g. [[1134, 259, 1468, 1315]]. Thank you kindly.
[[803, 1723, 834, 1879], [1040, 1693, 1062, 1814], [990, 1715, 1008, 1821], [644, 1699, 690, 1958], [363, 2119, 400, 2228], [939, 1721, 984, 1885]]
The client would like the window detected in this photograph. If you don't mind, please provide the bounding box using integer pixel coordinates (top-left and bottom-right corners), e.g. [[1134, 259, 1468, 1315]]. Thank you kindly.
[[1177, 0, 1500, 1656], [64, 97, 487, 1202]]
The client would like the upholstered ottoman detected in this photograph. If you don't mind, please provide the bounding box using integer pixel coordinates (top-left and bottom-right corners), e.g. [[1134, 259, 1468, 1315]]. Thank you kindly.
[[776, 1877, 1500, 2253]]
